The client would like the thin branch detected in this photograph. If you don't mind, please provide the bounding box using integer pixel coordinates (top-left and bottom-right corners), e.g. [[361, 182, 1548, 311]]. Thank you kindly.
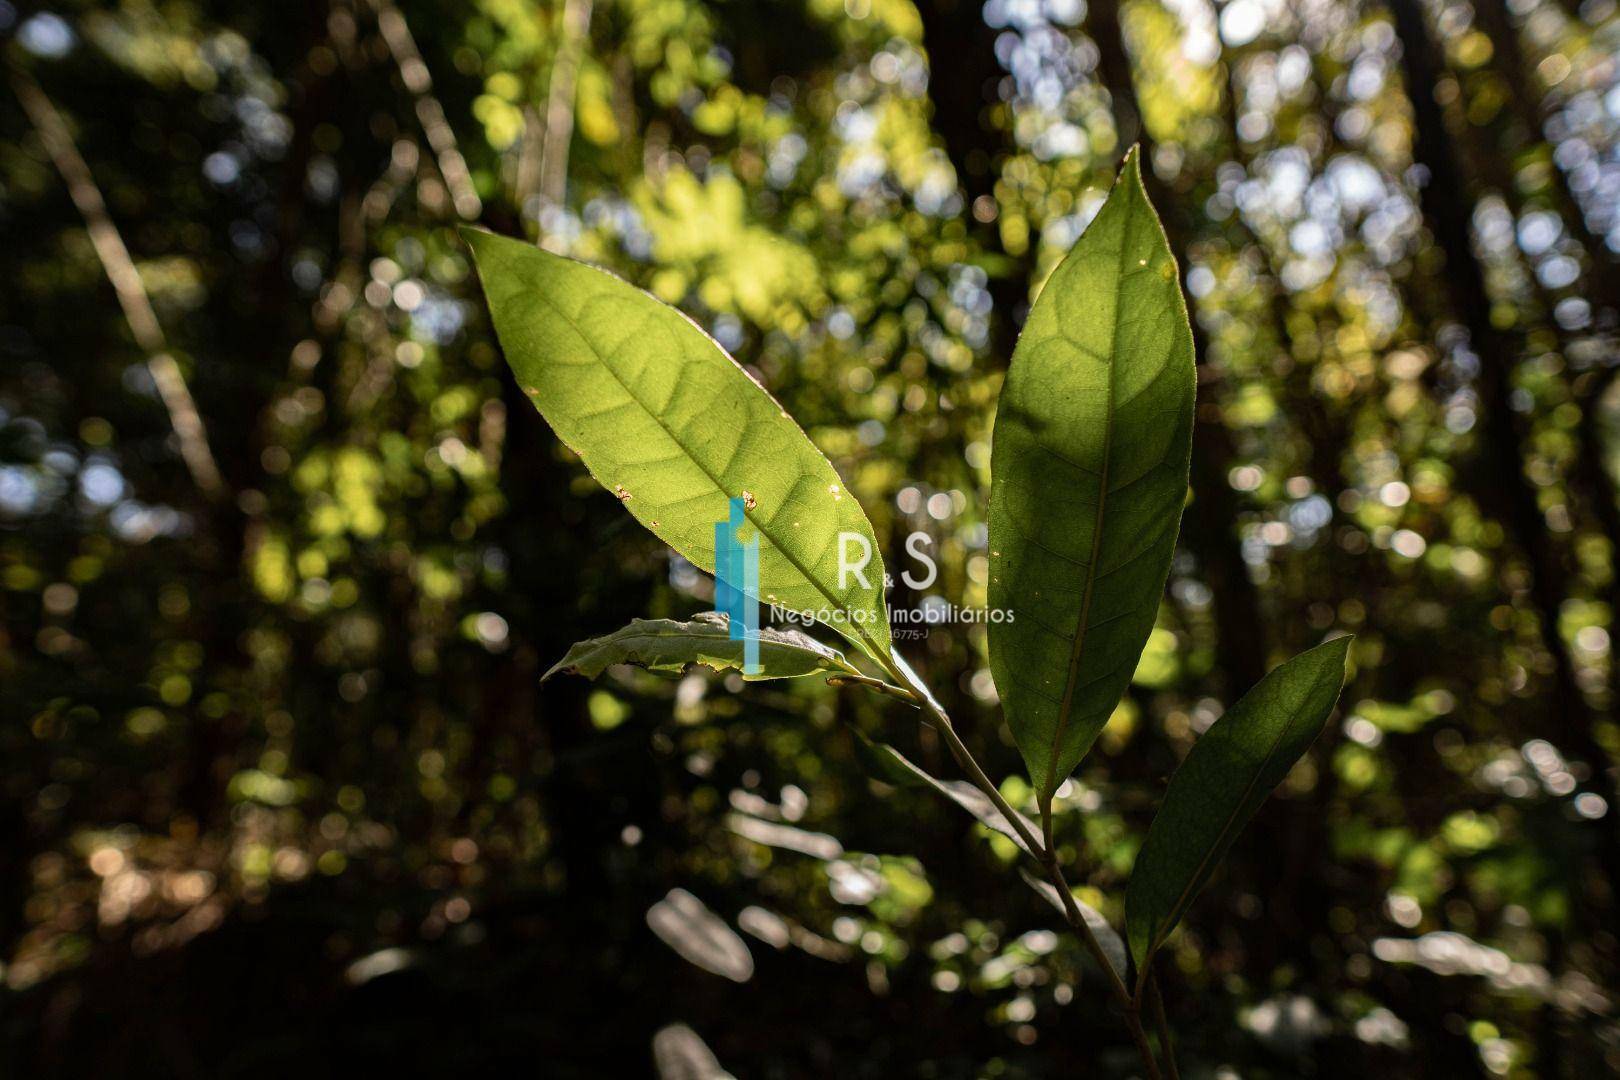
[[825, 672, 920, 706], [343, 141, 429, 412], [372, 0, 482, 221], [9, 67, 229, 502], [1038, 810, 1133, 1004], [514, 105, 545, 231], [1040, 805, 1165, 1078], [535, 0, 593, 250], [1146, 971, 1181, 1080]]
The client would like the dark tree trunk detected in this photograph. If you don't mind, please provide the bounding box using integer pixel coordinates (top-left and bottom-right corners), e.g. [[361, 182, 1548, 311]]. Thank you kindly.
[[1471, 0, 1620, 722], [1389, 0, 1620, 911]]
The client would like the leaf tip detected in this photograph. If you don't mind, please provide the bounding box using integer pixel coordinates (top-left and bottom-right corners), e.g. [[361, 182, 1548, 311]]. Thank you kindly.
[[459, 227, 530, 271], [1119, 143, 1145, 186], [1317, 632, 1355, 673]]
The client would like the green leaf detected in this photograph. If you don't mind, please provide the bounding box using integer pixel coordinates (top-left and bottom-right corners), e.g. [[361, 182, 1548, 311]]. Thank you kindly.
[[1017, 867, 1128, 981], [464, 229, 890, 659], [1124, 637, 1351, 990], [849, 730, 1038, 857], [988, 146, 1197, 802], [543, 611, 857, 682]]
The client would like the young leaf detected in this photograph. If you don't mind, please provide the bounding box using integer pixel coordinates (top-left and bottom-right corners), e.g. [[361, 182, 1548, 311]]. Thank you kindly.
[[987, 147, 1196, 802], [1017, 867, 1128, 981], [464, 230, 890, 659], [1124, 637, 1351, 991], [543, 612, 856, 682], [849, 730, 1039, 857]]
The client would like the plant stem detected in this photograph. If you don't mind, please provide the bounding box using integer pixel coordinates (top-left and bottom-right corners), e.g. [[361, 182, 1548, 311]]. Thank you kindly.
[[1146, 971, 1181, 1080], [1122, 1008, 1164, 1080], [874, 650, 1044, 857], [1040, 805, 1163, 1080], [1038, 808, 1132, 1003], [875, 645, 1166, 1080], [825, 672, 920, 706]]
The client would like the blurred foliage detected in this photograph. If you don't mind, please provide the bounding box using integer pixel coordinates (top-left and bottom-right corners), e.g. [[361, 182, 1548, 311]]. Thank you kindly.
[[2, 0, 1620, 1075]]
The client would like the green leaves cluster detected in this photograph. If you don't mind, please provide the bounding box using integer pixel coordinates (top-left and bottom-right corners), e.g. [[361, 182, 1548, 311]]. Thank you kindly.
[[466, 148, 1349, 1010]]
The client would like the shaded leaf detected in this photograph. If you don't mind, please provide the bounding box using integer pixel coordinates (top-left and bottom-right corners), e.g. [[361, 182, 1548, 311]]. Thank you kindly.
[[849, 729, 1037, 857], [465, 229, 890, 658], [987, 147, 1196, 800], [848, 725, 934, 789], [1125, 637, 1351, 990], [646, 888, 754, 983], [543, 611, 855, 682], [1018, 867, 1128, 981]]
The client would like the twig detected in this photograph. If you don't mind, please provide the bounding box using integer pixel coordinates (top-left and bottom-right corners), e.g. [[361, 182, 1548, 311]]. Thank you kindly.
[[534, 0, 593, 250], [371, 0, 482, 220], [825, 672, 920, 706], [10, 67, 228, 502], [1146, 971, 1181, 1080], [1041, 805, 1164, 1079], [514, 105, 545, 228]]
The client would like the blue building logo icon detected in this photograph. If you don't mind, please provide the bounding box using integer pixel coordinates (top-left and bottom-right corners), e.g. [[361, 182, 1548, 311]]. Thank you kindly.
[[714, 496, 761, 675]]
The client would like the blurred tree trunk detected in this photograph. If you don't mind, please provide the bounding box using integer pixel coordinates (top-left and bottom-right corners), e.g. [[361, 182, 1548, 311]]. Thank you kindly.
[[1214, 37, 1370, 983], [1471, 0, 1620, 718], [1389, 0, 1620, 911]]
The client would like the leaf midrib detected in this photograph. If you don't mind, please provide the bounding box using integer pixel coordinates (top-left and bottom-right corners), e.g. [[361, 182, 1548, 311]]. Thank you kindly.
[[1043, 192, 1135, 797], [525, 285, 887, 657]]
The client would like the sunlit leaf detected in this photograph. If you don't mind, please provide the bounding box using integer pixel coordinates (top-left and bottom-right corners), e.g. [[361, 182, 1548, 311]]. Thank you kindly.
[[543, 611, 856, 682], [465, 230, 891, 659], [849, 729, 1037, 856], [1125, 637, 1351, 991], [987, 147, 1196, 801], [645, 888, 754, 983], [1018, 867, 1128, 980]]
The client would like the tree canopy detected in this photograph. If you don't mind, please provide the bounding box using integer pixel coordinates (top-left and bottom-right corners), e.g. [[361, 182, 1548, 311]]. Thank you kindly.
[[3, 0, 1620, 1074]]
